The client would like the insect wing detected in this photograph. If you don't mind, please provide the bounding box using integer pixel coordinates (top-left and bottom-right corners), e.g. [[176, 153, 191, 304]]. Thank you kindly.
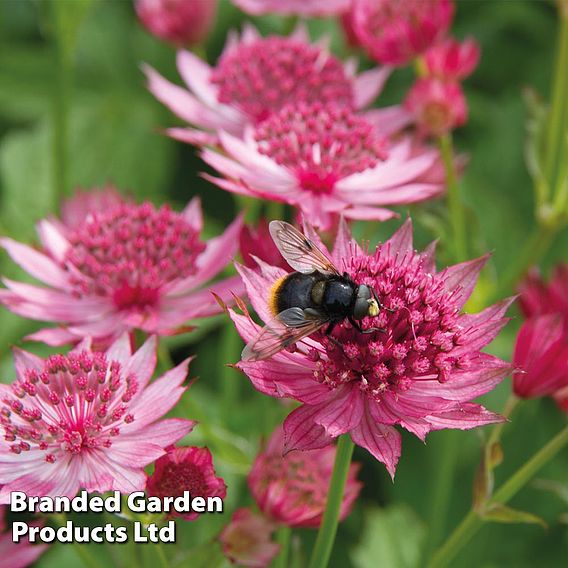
[[242, 307, 326, 361], [269, 221, 339, 275]]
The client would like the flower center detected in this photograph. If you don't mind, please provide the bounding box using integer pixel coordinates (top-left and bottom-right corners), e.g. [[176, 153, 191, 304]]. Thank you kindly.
[[310, 251, 470, 400], [254, 103, 387, 194], [63, 202, 205, 310], [1, 352, 137, 463], [150, 462, 208, 499], [210, 37, 354, 123]]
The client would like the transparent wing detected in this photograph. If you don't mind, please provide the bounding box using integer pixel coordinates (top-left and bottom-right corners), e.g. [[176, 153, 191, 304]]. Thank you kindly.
[[269, 220, 339, 275], [242, 307, 327, 362]]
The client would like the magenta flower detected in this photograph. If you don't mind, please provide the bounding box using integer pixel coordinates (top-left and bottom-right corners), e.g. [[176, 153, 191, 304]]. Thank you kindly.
[[220, 508, 280, 568], [513, 315, 568, 399], [405, 78, 468, 137], [231, 0, 350, 17], [240, 220, 290, 271], [352, 0, 454, 67], [0, 506, 48, 568], [518, 265, 568, 322], [146, 446, 227, 521], [143, 23, 392, 147], [0, 334, 194, 501], [248, 426, 361, 527], [230, 220, 512, 477], [202, 102, 442, 230], [135, 0, 217, 47], [0, 187, 242, 346], [424, 37, 481, 82]]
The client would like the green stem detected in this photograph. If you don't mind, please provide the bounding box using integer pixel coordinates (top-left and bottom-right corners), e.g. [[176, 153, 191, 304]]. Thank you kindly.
[[275, 525, 292, 568], [486, 395, 520, 450], [220, 322, 241, 421], [157, 339, 175, 373], [54, 514, 103, 568], [439, 134, 467, 262], [428, 425, 568, 568], [308, 435, 355, 568], [154, 541, 170, 568]]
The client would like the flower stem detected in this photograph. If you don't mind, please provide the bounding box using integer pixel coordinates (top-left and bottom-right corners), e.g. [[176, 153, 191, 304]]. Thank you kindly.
[[308, 434, 355, 568], [439, 133, 467, 262], [54, 514, 103, 568], [220, 322, 241, 421], [428, 424, 568, 568], [275, 525, 292, 568], [154, 541, 171, 568]]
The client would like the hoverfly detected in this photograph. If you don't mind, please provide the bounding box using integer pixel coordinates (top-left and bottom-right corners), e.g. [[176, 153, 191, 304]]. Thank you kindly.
[[242, 221, 383, 361]]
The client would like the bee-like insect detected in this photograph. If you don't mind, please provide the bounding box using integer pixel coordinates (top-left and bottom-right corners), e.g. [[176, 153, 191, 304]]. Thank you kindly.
[[242, 221, 384, 361]]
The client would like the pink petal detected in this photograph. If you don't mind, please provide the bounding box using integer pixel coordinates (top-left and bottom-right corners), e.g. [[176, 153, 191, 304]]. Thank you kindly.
[[182, 196, 203, 232], [441, 255, 489, 308], [311, 385, 364, 437], [283, 405, 335, 453], [425, 402, 504, 430], [353, 66, 391, 109], [332, 216, 362, 267], [125, 335, 157, 389], [166, 126, 219, 147], [343, 206, 397, 221], [384, 217, 414, 258], [25, 326, 79, 346], [36, 219, 70, 262]]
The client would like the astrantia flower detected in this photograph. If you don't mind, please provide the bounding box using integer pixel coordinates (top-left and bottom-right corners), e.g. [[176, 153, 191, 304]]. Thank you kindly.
[[231, 0, 350, 17], [0, 506, 48, 568], [405, 78, 467, 137], [0, 335, 194, 501], [518, 265, 568, 322], [0, 187, 242, 346], [220, 508, 280, 568], [513, 315, 568, 399], [230, 220, 512, 477], [248, 426, 361, 527], [143, 24, 391, 147], [146, 446, 226, 521], [202, 102, 443, 230], [352, 0, 454, 66], [136, 0, 217, 47], [424, 37, 481, 82]]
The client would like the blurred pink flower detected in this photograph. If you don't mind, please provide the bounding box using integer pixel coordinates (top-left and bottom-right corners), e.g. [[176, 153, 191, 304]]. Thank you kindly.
[[425, 37, 480, 82], [232, 0, 350, 17], [0, 335, 194, 501], [143, 23, 392, 146], [405, 78, 467, 137], [513, 315, 568, 399], [0, 506, 48, 568], [136, 0, 217, 47], [248, 426, 361, 527], [518, 265, 568, 322], [146, 446, 226, 521], [202, 102, 442, 230], [0, 187, 242, 346], [352, 0, 454, 66], [553, 386, 568, 412], [231, 219, 511, 477], [220, 508, 280, 568], [240, 220, 290, 271]]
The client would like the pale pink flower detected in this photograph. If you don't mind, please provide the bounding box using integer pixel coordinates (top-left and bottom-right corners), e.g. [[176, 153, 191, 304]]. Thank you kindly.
[[136, 0, 217, 47], [405, 78, 467, 137], [0, 187, 242, 346], [230, 220, 512, 477], [143, 23, 392, 147], [248, 426, 361, 527], [231, 0, 350, 17], [146, 446, 226, 521], [0, 506, 48, 568], [220, 508, 280, 568], [0, 335, 194, 501], [202, 101, 442, 230], [424, 37, 480, 82], [352, 0, 454, 66]]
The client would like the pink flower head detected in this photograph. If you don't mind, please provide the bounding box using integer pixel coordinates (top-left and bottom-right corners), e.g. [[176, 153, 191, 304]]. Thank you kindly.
[[220, 508, 280, 568], [0, 334, 194, 502], [248, 426, 361, 527], [143, 23, 391, 147], [405, 78, 467, 137], [202, 102, 442, 230], [425, 37, 481, 82], [240, 220, 290, 271], [146, 446, 226, 520], [0, 506, 48, 568], [232, 0, 350, 17], [0, 187, 242, 346], [353, 0, 454, 66], [518, 265, 568, 322], [230, 220, 512, 478], [136, 0, 217, 47], [513, 315, 568, 399]]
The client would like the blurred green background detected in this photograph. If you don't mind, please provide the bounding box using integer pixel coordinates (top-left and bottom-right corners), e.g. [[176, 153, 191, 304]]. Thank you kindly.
[[0, 1, 567, 567]]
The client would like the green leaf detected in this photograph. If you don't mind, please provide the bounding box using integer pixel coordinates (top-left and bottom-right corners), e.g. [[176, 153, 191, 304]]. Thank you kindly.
[[481, 503, 547, 528], [352, 505, 426, 568]]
